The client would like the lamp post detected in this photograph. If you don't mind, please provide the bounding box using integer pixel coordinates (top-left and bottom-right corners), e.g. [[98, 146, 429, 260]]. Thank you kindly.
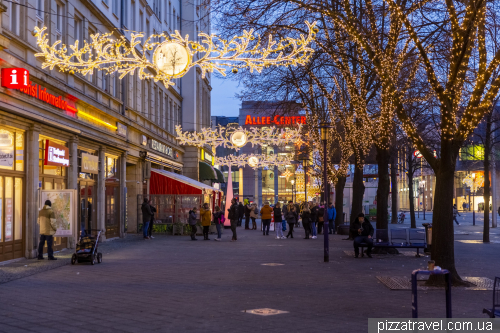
[[320, 122, 331, 263], [302, 159, 308, 203], [291, 179, 295, 203]]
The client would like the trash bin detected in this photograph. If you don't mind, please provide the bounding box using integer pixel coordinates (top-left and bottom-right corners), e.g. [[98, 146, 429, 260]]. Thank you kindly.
[[422, 223, 432, 253]]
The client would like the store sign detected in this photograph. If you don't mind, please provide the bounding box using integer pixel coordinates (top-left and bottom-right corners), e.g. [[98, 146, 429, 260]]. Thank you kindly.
[[1, 68, 29, 89], [117, 123, 127, 137], [204, 151, 213, 162], [244, 115, 307, 126], [44, 140, 69, 167], [1, 67, 76, 112], [151, 139, 173, 157], [81, 153, 98, 174]]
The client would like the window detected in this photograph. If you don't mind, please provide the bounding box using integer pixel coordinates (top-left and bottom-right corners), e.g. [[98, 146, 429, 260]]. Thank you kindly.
[[74, 17, 83, 46], [167, 2, 171, 27], [37, 0, 44, 19], [10, 0, 20, 35], [112, 0, 119, 16], [177, 15, 180, 31], [102, 68, 109, 92], [113, 74, 119, 97], [139, 11, 144, 33], [56, 4, 63, 34], [131, 1, 136, 30], [173, 9, 176, 30], [123, 0, 128, 27], [146, 19, 150, 36]]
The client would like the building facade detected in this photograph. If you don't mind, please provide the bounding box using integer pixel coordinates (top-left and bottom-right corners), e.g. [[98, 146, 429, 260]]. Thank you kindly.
[[0, 0, 210, 263]]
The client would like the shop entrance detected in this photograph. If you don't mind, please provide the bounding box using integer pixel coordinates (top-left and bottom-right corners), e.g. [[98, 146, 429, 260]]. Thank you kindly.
[[79, 181, 96, 235], [105, 183, 119, 238]]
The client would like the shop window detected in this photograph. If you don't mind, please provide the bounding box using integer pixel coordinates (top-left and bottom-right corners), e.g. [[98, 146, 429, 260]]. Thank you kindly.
[[78, 150, 98, 180], [14, 178, 22, 240], [0, 129, 24, 171], [106, 156, 117, 179], [5, 177, 12, 242], [39, 140, 67, 177]]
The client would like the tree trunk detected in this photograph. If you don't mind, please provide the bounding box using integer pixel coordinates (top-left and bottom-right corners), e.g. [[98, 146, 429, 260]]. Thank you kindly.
[[484, 115, 492, 243], [350, 157, 365, 222], [376, 145, 390, 229], [391, 150, 398, 224], [335, 176, 346, 231], [407, 151, 416, 228], [427, 144, 464, 285]]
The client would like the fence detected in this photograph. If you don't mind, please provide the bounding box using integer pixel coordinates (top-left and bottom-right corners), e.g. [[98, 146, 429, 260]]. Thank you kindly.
[[137, 194, 203, 234]]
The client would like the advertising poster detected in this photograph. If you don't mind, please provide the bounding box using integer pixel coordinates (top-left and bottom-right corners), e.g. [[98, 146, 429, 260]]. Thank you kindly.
[[40, 190, 76, 237], [5, 198, 12, 240]]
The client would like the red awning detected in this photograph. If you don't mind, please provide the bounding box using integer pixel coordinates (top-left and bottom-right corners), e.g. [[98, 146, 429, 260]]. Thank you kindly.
[[150, 169, 220, 195]]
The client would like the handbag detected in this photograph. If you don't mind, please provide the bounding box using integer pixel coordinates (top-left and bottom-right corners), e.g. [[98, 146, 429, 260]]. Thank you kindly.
[[318, 216, 324, 222]]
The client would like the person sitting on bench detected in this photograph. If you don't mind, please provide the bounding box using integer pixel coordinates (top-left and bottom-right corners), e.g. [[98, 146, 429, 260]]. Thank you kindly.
[[351, 213, 374, 258]]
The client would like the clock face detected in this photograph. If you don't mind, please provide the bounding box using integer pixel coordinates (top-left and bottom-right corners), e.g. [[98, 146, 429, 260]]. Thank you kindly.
[[248, 156, 259, 167], [153, 42, 191, 77], [230, 131, 248, 147]]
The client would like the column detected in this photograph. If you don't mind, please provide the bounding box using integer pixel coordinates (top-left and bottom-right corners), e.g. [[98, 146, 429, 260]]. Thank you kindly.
[[274, 165, 278, 204], [68, 136, 78, 248], [97, 147, 106, 240], [119, 151, 127, 237], [239, 167, 243, 199], [26, 125, 40, 259], [492, 162, 497, 228]]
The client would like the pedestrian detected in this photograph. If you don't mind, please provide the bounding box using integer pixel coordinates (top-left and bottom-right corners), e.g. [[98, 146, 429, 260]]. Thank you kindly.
[[200, 203, 212, 240], [498, 206, 500, 217], [260, 201, 273, 236], [148, 200, 157, 239], [351, 213, 374, 258], [244, 199, 251, 229], [213, 206, 224, 241], [250, 203, 258, 230], [282, 201, 289, 231], [300, 203, 311, 239], [310, 202, 318, 239], [453, 204, 460, 225], [286, 203, 298, 238], [274, 202, 285, 239], [317, 203, 325, 234], [141, 198, 153, 240], [327, 202, 337, 234], [238, 201, 244, 227], [228, 198, 239, 241], [188, 207, 198, 240], [37, 200, 57, 260]]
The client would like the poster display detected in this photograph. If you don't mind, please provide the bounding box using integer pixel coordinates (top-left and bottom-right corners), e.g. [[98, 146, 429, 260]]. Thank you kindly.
[[5, 198, 12, 240], [40, 190, 76, 237]]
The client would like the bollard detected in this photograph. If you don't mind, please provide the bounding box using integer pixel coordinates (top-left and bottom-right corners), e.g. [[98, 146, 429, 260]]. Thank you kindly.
[[473, 210, 475, 226]]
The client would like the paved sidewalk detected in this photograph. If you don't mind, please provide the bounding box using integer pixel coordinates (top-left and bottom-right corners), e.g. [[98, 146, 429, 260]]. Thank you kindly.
[[0, 223, 498, 333]]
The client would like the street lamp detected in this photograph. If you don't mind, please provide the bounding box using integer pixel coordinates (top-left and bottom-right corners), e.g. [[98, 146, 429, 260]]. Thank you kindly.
[[320, 122, 331, 263], [291, 179, 295, 203]]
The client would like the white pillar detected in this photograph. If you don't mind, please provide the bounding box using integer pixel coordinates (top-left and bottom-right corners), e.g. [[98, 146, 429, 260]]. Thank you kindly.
[[26, 125, 40, 258], [68, 136, 78, 248]]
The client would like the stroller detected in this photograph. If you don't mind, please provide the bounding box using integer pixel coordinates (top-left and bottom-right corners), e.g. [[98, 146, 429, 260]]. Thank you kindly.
[[71, 229, 103, 265]]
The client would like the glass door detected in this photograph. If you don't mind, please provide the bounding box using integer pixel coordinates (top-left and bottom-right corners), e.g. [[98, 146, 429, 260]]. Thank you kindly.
[[79, 182, 96, 237]]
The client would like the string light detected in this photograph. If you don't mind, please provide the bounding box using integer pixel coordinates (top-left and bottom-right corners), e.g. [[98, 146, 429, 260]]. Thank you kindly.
[[215, 153, 292, 169], [33, 21, 317, 87]]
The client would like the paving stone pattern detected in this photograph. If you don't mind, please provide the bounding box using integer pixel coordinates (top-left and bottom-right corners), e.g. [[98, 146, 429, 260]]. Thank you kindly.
[[0, 222, 498, 333]]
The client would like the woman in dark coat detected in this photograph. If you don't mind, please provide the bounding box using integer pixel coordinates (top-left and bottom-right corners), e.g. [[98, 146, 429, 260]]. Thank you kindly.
[[273, 203, 284, 239], [286, 203, 298, 238], [300, 203, 311, 239]]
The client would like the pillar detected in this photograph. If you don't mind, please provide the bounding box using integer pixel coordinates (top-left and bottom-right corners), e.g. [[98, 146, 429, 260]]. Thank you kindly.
[[26, 125, 40, 259], [239, 167, 243, 199], [119, 151, 127, 237], [274, 165, 278, 204], [492, 161, 497, 228], [68, 135, 78, 248], [97, 147, 106, 240]]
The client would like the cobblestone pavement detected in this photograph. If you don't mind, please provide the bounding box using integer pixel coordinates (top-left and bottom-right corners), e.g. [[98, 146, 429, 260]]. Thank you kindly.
[[0, 223, 498, 333]]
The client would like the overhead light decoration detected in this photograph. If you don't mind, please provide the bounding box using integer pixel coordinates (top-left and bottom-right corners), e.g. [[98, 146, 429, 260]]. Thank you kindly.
[[175, 125, 302, 150], [282, 169, 293, 179], [33, 21, 317, 87], [215, 153, 291, 169]]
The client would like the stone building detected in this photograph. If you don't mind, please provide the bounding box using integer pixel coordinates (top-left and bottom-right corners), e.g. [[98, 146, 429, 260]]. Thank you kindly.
[[0, 0, 211, 262]]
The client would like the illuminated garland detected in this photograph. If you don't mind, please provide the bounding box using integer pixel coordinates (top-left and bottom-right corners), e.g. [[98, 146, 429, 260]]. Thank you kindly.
[[215, 153, 292, 169], [175, 125, 302, 150], [33, 21, 317, 87]]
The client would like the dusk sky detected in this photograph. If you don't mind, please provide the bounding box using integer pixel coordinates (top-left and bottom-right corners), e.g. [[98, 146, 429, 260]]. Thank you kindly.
[[211, 75, 242, 117]]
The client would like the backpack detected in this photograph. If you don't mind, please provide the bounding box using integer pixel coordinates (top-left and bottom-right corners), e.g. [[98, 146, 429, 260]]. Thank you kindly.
[[219, 214, 226, 224]]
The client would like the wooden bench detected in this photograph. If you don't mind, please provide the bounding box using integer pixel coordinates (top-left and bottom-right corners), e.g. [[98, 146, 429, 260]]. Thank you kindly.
[[358, 228, 427, 257], [483, 277, 500, 318]]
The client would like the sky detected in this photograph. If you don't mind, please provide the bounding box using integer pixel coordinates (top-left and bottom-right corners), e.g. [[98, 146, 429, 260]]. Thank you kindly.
[[211, 75, 243, 117]]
